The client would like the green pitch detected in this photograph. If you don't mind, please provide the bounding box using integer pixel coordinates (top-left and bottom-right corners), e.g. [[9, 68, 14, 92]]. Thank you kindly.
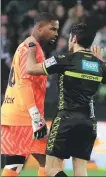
[[20, 169, 106, 176]]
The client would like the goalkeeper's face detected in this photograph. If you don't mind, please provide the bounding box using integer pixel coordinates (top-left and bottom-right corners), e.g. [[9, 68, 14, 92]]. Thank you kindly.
[[39, 20, 59, 44]]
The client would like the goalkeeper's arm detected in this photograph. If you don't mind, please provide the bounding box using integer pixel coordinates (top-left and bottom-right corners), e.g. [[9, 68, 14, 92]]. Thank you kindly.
[[18, 78, 47, 139], [18, 45, 47, 139]]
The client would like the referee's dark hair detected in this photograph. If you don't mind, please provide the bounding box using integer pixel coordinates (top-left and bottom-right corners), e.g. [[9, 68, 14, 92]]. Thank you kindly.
[[70, 23, 96, 48], [34, 12, 58, 24]]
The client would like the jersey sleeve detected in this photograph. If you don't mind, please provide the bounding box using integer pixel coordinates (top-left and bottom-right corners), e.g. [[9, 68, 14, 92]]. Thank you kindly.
[[102, 62, 106, 84], [19, 45, 33, 80], [42, 53, 72, 75], [18, 45, 37, 111]]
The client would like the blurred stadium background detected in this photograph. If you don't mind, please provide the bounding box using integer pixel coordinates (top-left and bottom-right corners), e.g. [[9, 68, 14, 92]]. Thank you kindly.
[[1, 0, 106, 176]]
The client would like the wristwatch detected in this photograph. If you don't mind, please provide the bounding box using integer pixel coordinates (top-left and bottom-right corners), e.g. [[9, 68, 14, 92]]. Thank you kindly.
[[28, 42, 36, 47]]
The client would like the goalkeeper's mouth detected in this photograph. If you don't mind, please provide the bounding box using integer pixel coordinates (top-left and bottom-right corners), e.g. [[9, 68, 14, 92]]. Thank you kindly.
[[50, 37, 57, 43]]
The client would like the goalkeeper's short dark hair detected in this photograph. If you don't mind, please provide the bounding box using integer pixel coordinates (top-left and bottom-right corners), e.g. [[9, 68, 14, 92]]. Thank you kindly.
[[70, 23, 96, 48], [34, 12, 58, 24]]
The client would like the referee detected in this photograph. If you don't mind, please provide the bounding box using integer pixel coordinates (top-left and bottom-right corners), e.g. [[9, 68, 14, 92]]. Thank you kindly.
[[25, 23, 106, 177]]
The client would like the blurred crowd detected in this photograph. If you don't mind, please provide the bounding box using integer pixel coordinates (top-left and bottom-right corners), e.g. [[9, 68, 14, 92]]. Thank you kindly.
[[1, 0, 106, 119]]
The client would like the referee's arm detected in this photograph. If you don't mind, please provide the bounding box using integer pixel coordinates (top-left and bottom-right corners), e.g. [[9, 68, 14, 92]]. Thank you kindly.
[[26, 50, 71, 75], [42, 54, 71, 75]]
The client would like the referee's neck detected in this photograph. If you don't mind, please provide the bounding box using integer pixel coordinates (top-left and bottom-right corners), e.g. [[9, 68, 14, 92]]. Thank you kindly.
[[73, 45, 88, 53]]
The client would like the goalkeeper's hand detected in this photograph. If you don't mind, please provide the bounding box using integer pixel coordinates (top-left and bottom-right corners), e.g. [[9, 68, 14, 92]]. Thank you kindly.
[[29, 106, 47, 139]]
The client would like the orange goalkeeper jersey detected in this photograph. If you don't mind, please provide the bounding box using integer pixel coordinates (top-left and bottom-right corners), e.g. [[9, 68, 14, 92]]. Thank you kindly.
[[1, 42, 47, 126]]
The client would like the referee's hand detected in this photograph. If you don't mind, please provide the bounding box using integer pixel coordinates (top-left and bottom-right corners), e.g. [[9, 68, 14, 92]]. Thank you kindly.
[[91, 45, 104, 61], [25, 36, 37, 46]]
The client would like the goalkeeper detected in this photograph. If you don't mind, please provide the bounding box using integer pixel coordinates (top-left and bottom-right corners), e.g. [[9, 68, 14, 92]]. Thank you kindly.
[[1, 12, 59, 177]]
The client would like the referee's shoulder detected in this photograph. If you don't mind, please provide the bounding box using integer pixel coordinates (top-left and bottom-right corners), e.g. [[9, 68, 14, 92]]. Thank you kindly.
[[63, 52, 74, 58]]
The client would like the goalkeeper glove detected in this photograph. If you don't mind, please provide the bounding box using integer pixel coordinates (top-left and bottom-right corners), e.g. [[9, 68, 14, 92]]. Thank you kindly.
[[29, 106, 47, 139]]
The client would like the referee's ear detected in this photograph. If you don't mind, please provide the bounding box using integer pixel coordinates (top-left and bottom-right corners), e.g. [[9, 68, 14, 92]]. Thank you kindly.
[[72, 35, 77, 44]]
